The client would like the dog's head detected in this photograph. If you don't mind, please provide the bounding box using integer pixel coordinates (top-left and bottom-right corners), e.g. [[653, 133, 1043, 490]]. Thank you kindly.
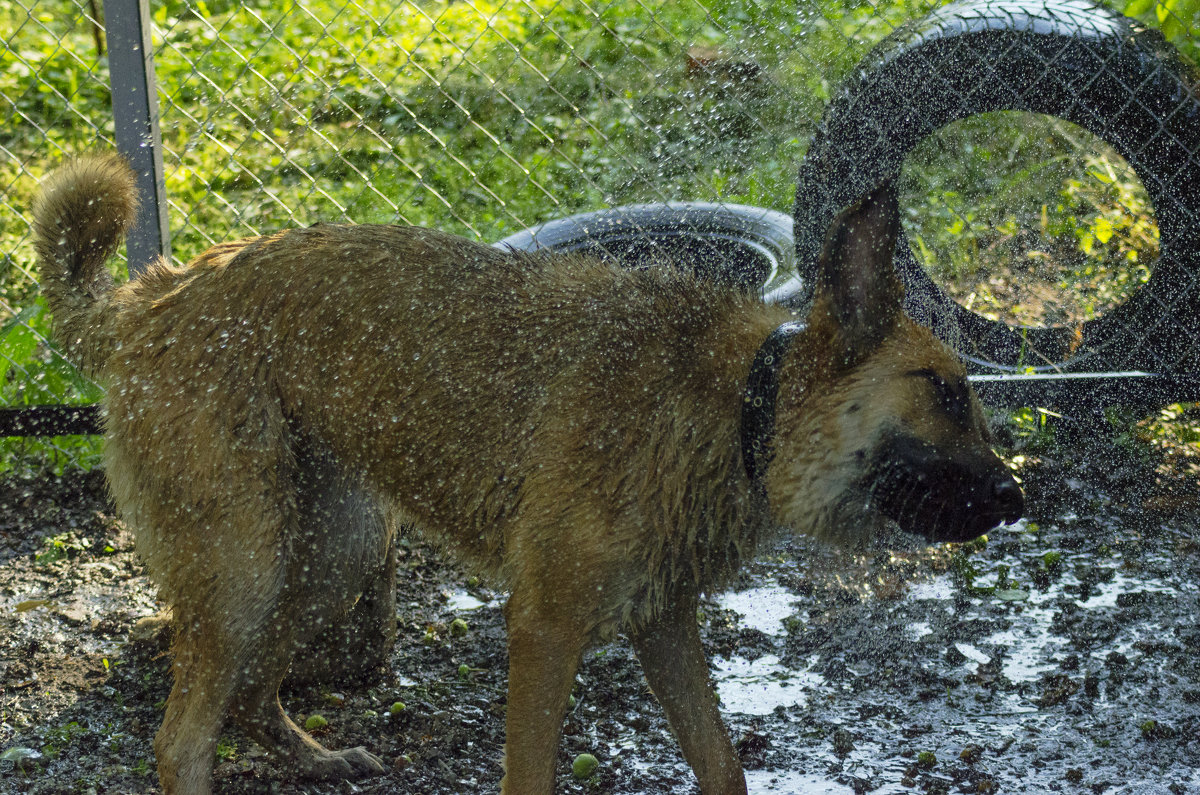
[[765, 183, 1023, 546]]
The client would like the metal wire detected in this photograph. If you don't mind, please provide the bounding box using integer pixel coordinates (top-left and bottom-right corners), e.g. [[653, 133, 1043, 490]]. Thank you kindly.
[[0, 0, 1197, 471]]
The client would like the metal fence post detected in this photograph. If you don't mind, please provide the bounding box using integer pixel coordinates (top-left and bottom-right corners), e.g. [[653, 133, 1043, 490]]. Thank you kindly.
[[102, 0, 170, 276]]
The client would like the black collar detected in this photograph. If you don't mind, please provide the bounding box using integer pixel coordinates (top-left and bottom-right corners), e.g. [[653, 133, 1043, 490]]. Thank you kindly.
[[740, 321, 806, 492]]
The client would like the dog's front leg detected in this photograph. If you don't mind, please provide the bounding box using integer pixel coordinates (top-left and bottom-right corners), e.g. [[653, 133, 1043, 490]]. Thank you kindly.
[[500, 582, 591, 794], [630, 583, 747, 795]]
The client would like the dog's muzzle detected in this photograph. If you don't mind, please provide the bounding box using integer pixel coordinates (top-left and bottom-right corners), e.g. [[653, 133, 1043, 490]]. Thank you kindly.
[[867, 433, 1024, 543]]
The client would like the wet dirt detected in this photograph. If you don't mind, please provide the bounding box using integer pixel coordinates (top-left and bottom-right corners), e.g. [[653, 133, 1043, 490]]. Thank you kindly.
[[1, 433, 1199, 794]]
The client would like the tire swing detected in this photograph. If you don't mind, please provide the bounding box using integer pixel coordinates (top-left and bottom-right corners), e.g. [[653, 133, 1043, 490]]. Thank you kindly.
[[784, 0, 1200, 389], [494, 202, 795, 293]]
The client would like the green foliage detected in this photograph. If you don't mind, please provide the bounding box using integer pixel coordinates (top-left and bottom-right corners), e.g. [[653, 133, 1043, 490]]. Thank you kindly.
[[0, 300, 103, 407], [0, 299, 104, 473], [1007, 407, 1059, 452], [214, 738, 238, 762], [901, 113, 1155, 327], [42, 721, 85, 759], [1135, 403, 1200, 449], [1, 0, 1195, 474], [35, 532, 91, 566], [1125, 0, 1199, 45], [144, 0, 784, 260]]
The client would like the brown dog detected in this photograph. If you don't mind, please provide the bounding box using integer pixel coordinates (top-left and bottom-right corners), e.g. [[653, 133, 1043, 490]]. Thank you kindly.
[[32, 152, 1022, 795]]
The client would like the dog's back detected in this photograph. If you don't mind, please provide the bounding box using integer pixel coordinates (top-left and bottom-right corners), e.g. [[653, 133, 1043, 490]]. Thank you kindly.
[[34, 155, 785, 585]]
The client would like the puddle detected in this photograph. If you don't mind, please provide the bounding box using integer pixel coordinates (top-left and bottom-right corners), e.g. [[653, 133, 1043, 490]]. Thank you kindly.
[[1085, 569, 1185, 608], [707, 525, 1200, 790], [905, 577, 954, 601], [714, 581, 825, 715], [976, 560, 1189, 683], [713, 653, 822, 715], [906, 620, 933, 640], [953, 642, 991, 665], [716, 581, 796, 636], [445, 589, 490, 612], [744, 768, 856, 793]]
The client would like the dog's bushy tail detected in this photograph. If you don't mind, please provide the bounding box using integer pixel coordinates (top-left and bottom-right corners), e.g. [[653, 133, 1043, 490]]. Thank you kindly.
[[32, 152, 138, 376]]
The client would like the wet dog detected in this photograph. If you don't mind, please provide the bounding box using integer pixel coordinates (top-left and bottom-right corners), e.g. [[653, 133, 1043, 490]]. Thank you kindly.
[[33, 152, 1021, 794]]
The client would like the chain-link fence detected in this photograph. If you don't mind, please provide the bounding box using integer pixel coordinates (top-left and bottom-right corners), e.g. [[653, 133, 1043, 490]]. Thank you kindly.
[[1, 0, 1199, 472]]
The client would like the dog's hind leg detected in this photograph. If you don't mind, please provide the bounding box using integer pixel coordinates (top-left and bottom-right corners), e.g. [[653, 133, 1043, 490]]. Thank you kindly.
[[153, 614, 242, 795], [225, 601, 386, 783], [630, 582, 747, 795], [232, 654, 385, 781], [286, 536, 397, 684], [115, 425, 387, 791], [286, 438, 399, 686], [228, 435, 391, 779], [148, 499, 302, 795], [158, 566, 383, 793]]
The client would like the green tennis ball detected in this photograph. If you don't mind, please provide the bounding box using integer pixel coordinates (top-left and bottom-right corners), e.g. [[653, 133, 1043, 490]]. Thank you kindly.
[[572, 752, 599, 779]]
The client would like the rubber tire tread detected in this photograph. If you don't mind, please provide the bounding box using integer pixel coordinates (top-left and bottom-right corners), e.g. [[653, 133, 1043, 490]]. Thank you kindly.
[[793, 0, 1200, 372], [494, 202, 795, 293]]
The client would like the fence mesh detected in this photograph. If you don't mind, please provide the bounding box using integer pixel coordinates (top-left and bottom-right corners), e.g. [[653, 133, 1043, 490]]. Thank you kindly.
[[1, 0, 1199, 472]]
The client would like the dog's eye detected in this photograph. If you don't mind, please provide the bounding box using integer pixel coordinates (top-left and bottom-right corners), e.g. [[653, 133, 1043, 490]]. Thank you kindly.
[[909, 369, 971, 427]]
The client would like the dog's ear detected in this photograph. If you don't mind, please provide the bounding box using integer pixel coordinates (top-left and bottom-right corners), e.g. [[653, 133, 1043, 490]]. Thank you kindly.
[[808, 180, 905, 368]]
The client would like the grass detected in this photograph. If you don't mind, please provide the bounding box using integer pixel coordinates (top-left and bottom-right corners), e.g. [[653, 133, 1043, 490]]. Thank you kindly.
[[0, 0, 1196, 471], [900, 113, 1159, 329]]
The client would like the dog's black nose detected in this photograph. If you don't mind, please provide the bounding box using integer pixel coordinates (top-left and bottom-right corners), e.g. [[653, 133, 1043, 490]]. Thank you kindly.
[[992, 478, 1024, 524]]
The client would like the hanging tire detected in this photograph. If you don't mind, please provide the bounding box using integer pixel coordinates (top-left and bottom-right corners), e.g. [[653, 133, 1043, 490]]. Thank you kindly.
[[494, 202, 795, 293], [789, 0, 1200, 373]]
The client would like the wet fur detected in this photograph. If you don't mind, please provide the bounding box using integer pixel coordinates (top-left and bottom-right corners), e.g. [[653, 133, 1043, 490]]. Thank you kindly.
[[33, 152, 1018, 794]]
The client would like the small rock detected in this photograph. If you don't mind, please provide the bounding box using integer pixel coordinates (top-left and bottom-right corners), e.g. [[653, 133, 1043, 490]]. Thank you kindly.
[[1035, 673, 1079, 707], [994, 588, 1030, 603], [1139, 719, 1174, 740], [55, 605, 89, 626], [959, 744, 983, 764], [0, 746, 41, 772]]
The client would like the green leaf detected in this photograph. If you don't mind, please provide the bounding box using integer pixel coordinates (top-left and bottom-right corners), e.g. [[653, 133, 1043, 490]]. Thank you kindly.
[[0, 304, 44, 381], [1155, 0, 1198, 40]]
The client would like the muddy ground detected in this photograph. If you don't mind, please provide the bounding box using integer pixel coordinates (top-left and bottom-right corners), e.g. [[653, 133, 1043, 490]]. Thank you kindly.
[[1, 424, 1199, 794]]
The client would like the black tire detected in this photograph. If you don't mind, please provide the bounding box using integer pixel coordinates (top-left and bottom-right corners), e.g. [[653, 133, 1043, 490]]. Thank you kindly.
[[789, 0, 1200, 373], [493, 202, 795, 293]]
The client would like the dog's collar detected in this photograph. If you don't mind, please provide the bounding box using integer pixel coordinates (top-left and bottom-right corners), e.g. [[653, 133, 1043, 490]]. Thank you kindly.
[[740, 320, 806, 493]]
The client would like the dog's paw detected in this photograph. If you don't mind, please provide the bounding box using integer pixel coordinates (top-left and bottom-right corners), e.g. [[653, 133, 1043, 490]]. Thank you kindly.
[[300, 746, 386, 780]]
